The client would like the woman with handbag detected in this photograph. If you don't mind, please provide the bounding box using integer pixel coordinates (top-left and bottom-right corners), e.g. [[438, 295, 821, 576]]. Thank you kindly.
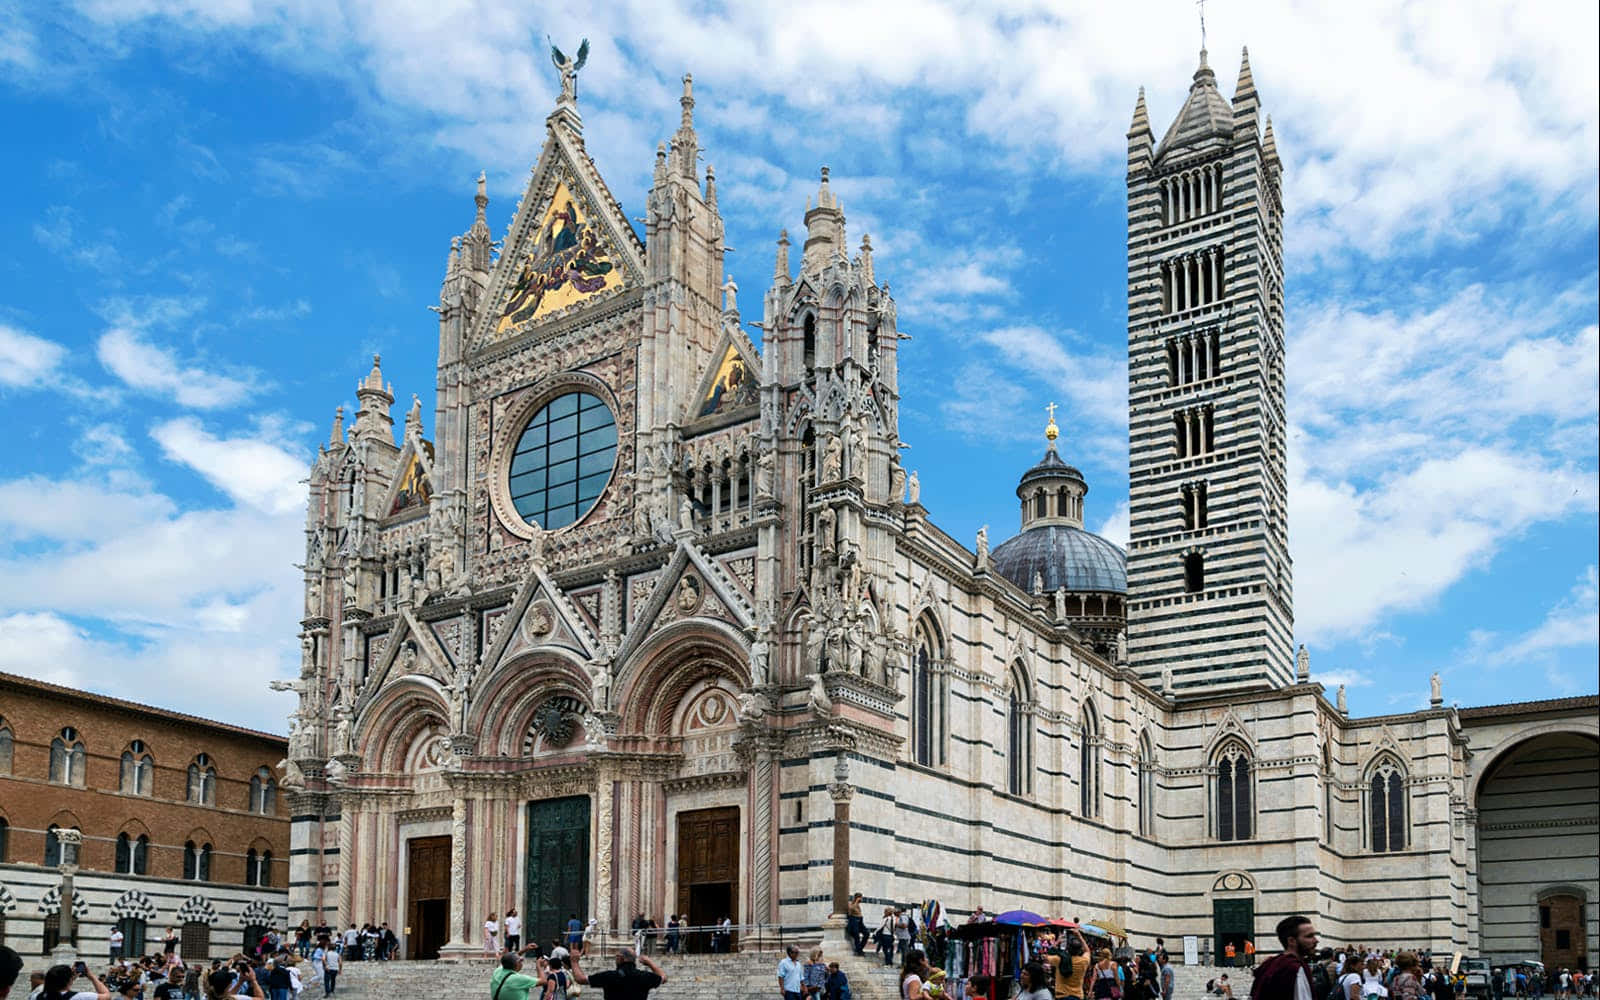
[[1092, 949, 1124, 1000]]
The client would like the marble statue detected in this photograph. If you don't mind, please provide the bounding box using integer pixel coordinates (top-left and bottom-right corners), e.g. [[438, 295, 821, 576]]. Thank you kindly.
[[821, 434, 843, 481], [806, 672, 833, 715], [1430, 672, 1442, 705], [908, 470, 920, 504], [582, 711, 608, 749], [1337, 684, 1348, 715], [889, 462, 907, 504]]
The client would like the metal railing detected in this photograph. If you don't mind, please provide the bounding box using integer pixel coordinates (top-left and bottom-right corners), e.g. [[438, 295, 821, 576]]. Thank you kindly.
[[567, 921, 824, 957]]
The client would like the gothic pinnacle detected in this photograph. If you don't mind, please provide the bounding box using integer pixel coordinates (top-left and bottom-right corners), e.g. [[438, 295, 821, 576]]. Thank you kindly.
[[1234, 45, 1256, 103]]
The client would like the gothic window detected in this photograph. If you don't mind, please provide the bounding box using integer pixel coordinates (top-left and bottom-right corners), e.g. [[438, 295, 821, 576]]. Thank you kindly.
[[1138, 732, 1156, 836], [1322, 743, 1335, 844], [249, 767, 276, 815], [135, 834, 149, 875], [803, 313, 817, 373], [1181, 482, 1209, 531], [1368, 756, 1408, 853], [913, 630, 935, 767], [246, 847, 276, 887], [261, 850, 273, 887], [1184, 552, 1205, 593], [1215, 741, 1254, 841], [183, 840, 197, 880], [509, 391, 618, 532], [1079, 704, 1101, 818], [116, 831, 151, 874], [0, 718, 12, 775], [116, 832, 132, 873], [121, 741, 154, 796], [1006, 663, 1033, 796], [50, 728, 86, 786], [187, 755, 216, 806]]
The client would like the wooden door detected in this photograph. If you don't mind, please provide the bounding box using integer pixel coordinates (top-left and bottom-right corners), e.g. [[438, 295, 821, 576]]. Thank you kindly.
[[676, 806, 739, 951], [525, 796, 591, 949], [406, 835, 451, 960]]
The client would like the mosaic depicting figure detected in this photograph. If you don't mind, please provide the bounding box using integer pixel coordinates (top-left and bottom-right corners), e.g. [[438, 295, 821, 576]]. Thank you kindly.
[[497, 182, 620, 333]]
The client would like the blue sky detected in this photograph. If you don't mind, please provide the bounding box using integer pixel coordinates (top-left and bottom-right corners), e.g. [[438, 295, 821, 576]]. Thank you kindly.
[[1, 2, 1595, 728]]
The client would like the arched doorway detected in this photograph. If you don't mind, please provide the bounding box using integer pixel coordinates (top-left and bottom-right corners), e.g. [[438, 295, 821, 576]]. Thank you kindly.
[[1475, 732, 1598, 966]]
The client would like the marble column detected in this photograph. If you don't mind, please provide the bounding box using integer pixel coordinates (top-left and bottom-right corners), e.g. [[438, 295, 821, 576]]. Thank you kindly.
[[593, 768, 616, 932], [828, 782, 854, 915]]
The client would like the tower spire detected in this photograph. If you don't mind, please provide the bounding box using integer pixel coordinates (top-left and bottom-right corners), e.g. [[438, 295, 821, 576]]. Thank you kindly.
[[674, 73, 699, 179]]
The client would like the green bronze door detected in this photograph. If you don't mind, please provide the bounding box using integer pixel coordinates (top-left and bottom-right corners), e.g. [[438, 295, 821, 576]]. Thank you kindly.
[[525, 796, 591, 947], [1213, 898, 1254, 966]]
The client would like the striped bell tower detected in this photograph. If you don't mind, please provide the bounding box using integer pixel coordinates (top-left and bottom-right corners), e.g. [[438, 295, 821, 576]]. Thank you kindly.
[[1124, 47, 1293, 694]]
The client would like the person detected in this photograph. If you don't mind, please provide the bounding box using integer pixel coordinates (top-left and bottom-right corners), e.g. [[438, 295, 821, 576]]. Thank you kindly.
[[1339, 956, 1367, 1000], [664, 916, 680, 955], [1159, 954, 1175, 1000], [1211, 974, 1235, 998], [488, 952, 539, 1000], [825, 962, 853, 1000], [565, 916, 583, 954], [37, 963, 112, 1000], [204, 963, 263, 1000], [846, 895, 866, 956], [1019, 963, 1056, 1000], [1391, 954, 1422, 1000], [803, 948, 828, 999], [1246, 941, 1257, 969], [779, 946, 805, 1000], [0, 946, 20, 1000], [284, 958, 303, 1000], [570, 946, 665, 1000], [182, 964, 201, 1000], [295, 924, 311, 960], [1226, 943, 1238, 968], [484, 914, 501, 958], [264, 958, 292, 1000], [341, 926, 357, 964], [542, 955, 575, 1000], [876, 909, 898, 968], [109, 928, 125, 964], [1092, 949, 1122, 1000], [1251, 916, 1319, 1000], [320, 938, 341, 997], [502, 909, 521, 955], [717, 915, 733, 955], [1047, 926, 1091, 1000], [899, 949, 934, 1000], [894, 910, 913, 964]]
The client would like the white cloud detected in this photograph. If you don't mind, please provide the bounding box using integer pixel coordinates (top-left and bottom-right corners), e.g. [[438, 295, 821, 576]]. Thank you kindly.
[[1095, 501, 1130, 549], [150, 416, 307, 515], [0, 322, 66, 387], [96, 327, 252, 408], [1460, 566, 1599, 697]]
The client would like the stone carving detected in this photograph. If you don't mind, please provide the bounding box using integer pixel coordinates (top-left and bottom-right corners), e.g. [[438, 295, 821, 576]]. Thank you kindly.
[[331, 704, 353, 754], [749, 631, 770, 687], [342, 561, 359, 606], [908, 470, 920, 505], [756, 449, 775, 498], [1430, 671, 1442, 706], [816, 505, 835, 552], [975, 525, 989, 566], [722, 276, 738, 313], [588, 658, 612, 711], [582, 711, 608, 749], [422, 733, 452, 768], [1161, 666, 1174, 697], [847, 421, 865, 477], [1054, 588, 1066, 620], [678, 495, 695, 533], [821, 434, 842, 482], [277, 757, 305, 790], [1296, 643, 1310, 681], [676, 574, 702, 613], [1337, 684, 1348, 715], [806, 672, 833, 716], [527, 604, 554, 637], [737, 689, 771, 722], [305, 580, 321, 617], [889, 461, 906, 504], [549, 37, 589, 105], [324, 757, 348, 786], [1032, 570, 1043, 595]]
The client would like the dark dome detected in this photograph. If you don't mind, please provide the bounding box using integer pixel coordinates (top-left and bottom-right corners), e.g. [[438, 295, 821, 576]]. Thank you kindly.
[[991, 524, 1127, 594]]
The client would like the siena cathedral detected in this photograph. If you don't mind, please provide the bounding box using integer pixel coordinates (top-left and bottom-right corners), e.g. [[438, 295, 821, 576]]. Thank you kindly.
[[282, 45, 1599, 968]]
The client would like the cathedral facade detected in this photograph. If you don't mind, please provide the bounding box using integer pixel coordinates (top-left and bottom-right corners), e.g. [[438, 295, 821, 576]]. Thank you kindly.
[[282, 48, 1599, 969]]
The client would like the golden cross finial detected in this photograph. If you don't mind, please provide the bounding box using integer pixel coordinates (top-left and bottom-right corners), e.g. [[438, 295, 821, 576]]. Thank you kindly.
[[1045, 401, 1060, 443]]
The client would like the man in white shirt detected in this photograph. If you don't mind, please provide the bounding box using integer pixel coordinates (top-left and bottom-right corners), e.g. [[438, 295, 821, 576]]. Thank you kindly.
[[109, 927, 125, 962], [504, 910, 522, 952], [777, 946, 804, 1000], [342, 925, 358, 962]]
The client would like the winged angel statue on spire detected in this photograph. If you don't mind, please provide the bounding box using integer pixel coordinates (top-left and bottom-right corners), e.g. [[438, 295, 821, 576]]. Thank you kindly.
[[549, 37, 590, 104]]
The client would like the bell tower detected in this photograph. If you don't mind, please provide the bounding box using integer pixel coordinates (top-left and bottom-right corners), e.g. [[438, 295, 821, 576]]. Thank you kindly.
[[1125, 48, 1292, 694]]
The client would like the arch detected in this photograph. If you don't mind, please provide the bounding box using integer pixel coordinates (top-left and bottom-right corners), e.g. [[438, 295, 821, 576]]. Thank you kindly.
[[50, 728, 86, 786], [1006, 660, 1033, 796], [478, 661, 597, 757], [1364, 752, 1408, 853], [468, 646, 594, 741], [355, 676, 452, 771], [111, 888, 158, 921], [1214, 739, 1254, 842], [186, 754, 217, 806], [1079, 700, 1102, 817], [1138, 729, 1157, 836], [910, 614, 946, 768], [1465, 724, 1600, 803], [617, 623, 751, 737]]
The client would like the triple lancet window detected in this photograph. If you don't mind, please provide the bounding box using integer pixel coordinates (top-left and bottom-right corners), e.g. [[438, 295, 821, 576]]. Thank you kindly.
[[1161, 248, 1226, 314]]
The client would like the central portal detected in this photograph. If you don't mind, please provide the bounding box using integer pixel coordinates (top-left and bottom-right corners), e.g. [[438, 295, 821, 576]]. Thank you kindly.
[[676, 806, 739, 953], [406, 835, 450, 960], [525, 796, 592, 948]]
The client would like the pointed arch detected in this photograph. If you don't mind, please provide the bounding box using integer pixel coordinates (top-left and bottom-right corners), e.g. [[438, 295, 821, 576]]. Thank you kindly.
[[910, 613, 947, 768], [1137, 729, 1157, 836], [1006, 660, 1033, 796], [354, 677, 452, 773], [1364, 752, 1408, 853], [1079, 700, 1102, 817], [616, 622, 751, 739], [1213, 738, 1254, 842]]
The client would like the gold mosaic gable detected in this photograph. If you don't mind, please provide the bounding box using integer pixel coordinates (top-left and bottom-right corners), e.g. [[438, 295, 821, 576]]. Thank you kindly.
[[494, 178, 625, 336]]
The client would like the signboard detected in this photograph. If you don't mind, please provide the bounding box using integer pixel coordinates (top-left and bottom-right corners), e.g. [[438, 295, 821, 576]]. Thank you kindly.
[[1184, 935, 1200, 966]]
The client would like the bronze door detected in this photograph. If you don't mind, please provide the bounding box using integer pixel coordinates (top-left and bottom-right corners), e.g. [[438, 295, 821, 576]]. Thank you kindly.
[[407, 835, 451, 960], [676, 806, 739, 952], [525, 796, 591, 949]]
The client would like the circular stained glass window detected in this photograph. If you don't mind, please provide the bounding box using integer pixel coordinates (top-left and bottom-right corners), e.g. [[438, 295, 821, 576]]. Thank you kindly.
[[508, 391, 617, 531]]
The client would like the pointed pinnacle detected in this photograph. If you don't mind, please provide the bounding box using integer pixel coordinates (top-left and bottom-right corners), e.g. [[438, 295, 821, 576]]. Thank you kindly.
[[1235, 45, 1256, 100]]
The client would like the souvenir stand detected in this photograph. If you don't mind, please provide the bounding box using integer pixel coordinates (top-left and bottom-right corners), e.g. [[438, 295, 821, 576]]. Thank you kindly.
[[945, 910, 1052, 1000]]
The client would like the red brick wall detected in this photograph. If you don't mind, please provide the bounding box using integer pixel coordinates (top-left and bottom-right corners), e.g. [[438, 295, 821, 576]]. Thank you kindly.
[[0, 675, 289, 885]]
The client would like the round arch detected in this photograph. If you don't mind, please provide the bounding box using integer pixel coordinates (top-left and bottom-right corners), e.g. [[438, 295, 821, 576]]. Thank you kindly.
[[1466, 725, 1600, 803], [354, 677, 450, 772], [616, 621, 750, 737], [467, 649, 594, 742]]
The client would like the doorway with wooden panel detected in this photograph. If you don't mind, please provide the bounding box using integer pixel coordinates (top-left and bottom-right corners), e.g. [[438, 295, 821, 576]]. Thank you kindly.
[[406, 835, 451, 960], [676, 806, 739, 953]]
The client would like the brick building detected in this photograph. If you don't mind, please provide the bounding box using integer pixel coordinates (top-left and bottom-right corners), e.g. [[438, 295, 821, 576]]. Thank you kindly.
[[0, 671, 290, 963]]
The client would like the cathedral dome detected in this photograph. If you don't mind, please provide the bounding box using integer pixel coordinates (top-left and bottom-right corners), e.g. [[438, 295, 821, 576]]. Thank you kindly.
[[991, 524, 1127, 594], [991, 408, 1127, 596]]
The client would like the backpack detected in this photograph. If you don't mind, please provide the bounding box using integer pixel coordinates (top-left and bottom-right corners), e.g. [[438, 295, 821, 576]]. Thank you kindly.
[[547, 969, 570, 1000]]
